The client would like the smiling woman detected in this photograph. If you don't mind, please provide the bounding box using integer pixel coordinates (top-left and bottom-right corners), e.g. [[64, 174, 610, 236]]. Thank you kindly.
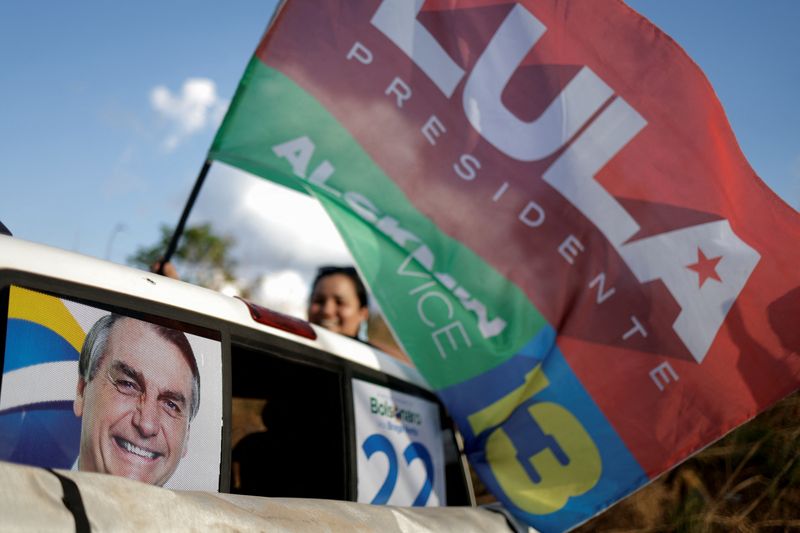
[[307, 266, 369, 339], [307, 265, 410, 363]]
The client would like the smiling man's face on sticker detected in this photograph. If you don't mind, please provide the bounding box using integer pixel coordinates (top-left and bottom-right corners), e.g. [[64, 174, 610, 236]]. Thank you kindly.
[[74, 317, 195, 486]]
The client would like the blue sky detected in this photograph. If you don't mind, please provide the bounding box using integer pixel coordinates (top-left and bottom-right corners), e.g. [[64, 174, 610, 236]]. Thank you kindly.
[[1, 1, 798, 314]]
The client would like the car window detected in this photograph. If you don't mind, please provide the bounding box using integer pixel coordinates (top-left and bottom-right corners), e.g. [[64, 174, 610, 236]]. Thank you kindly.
[[0, 284, 223, 491], [230, 343, 347, 500]]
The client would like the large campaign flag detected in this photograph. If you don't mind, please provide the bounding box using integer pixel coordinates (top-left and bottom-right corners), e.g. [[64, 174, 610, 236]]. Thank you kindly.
[[209, 1, 800, 530]]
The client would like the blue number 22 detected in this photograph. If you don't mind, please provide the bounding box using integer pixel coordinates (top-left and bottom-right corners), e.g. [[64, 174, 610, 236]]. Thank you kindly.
[[362, 434, 434, 506]]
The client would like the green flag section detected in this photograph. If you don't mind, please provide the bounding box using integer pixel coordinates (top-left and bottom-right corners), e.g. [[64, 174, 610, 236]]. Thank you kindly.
[[211, 60, 547, 389]]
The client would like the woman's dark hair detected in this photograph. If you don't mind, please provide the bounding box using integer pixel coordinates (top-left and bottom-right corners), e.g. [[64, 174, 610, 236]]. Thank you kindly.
[[311, 266, 368, 308]]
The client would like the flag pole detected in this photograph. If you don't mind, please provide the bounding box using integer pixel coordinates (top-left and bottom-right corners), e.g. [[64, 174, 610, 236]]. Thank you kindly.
[[158, 159, 212, 274], [156, 0, 289, 276]]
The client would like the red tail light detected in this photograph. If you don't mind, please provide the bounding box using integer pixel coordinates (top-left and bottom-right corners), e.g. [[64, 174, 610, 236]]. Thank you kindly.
[[236, 297, 317, 340]]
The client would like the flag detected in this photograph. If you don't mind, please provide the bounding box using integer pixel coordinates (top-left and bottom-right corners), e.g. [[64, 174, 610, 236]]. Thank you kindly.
[[209, 1, 800, 530], [0, 287, 85, 468]]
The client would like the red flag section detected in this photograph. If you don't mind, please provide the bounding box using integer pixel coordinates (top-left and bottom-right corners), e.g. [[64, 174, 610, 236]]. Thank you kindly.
[[209, 0, 800, 529], [254, 0, 799, 475]]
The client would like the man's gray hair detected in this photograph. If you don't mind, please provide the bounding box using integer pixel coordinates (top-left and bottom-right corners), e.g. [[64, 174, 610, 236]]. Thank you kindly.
[[78, 314, 201, 420]]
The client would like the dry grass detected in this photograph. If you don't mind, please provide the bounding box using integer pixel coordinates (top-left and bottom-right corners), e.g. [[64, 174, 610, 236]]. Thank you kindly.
[[575, 391, 800, 532]]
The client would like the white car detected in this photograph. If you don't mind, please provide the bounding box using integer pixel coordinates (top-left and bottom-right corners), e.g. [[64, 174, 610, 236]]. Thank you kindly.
[[0, 234, 526, 531]]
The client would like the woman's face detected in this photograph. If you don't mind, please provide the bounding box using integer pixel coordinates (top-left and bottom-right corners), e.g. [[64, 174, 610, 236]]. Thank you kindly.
[[307, 273, 368, 338]]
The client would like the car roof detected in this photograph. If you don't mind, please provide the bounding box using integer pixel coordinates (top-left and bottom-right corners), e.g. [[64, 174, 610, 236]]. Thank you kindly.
[[0, 234, 429, 389]]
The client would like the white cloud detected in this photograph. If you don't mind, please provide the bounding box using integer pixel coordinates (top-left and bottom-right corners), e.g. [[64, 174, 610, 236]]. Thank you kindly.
[[191, 164, 355, 313], [249, 269, 309, 318], [150, 78, 228, 151]]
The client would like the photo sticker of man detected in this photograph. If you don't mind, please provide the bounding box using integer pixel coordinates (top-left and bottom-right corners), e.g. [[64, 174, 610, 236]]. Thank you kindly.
[[72, 314, 200, 486]]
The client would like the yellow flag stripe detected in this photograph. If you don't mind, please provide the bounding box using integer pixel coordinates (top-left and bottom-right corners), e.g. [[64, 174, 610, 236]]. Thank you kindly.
[[8, 286, 86, 353]]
